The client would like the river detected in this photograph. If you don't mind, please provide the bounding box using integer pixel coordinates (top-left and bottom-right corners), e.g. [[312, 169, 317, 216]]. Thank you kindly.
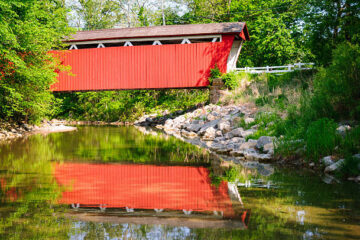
[[0, 126, 359, 239]]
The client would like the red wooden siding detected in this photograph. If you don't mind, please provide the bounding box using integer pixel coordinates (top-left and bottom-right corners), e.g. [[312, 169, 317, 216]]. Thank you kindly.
[[51, 35, 235, 91], [54, 163, 235, 217]]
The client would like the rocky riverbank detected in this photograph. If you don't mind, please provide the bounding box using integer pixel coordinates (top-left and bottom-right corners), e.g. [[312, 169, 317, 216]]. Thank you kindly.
[[0, 120, 77, 142], [135, 104, 275, 163], [135, 104, 360, 184]]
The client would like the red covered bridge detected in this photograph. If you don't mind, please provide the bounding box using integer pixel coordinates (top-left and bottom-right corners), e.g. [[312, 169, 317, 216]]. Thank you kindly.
[[52, 22, 249, 92]]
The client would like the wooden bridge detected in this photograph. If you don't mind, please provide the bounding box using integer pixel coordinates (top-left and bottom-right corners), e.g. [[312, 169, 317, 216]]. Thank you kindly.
[[51, 22, 250, 92]]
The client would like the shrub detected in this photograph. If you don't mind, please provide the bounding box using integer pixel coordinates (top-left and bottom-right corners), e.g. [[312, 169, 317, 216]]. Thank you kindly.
[[221, 72, 240, 90], [305, 118, 339, 161], [311, 42, 360, 120], [209, 64, 222, 84]]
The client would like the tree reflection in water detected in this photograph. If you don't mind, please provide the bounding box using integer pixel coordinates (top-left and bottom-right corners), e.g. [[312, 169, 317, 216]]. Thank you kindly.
[[0, 126, 359, 239]]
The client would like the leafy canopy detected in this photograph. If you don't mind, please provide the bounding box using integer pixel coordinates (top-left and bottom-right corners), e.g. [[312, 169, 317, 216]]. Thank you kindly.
[[0, 0, 73, 123]]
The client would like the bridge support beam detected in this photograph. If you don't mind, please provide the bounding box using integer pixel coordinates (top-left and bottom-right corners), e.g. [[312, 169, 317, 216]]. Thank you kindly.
[[209, 78, 225, 104]]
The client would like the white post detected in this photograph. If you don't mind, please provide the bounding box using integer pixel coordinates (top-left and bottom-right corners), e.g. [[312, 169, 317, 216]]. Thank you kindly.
[[266, 66, 269, 72]]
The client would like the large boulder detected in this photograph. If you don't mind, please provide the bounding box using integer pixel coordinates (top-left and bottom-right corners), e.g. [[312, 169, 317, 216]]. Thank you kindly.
[[324, 159, 345, 173], [321, 156, 334, 167], [256, 136, 274, 149]]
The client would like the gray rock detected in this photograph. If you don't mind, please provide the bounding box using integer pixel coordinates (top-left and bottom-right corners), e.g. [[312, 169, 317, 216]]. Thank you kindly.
[[321, 156, 334, 167], [207, 114, 217, 121], [251, 124, 259, 130], [238, 141, 257, 151], [173, 116, 186, 124], [230, 137, 245, 144], [209, 142, 225, 151], [202, 127, 216, 141], [213, 137, 225, 143], [218, 120, 231, 133], [186, 123, 202, 132], [227, 128, 244, 138], [215, 130, 223, 137], [198, 119, 221, 135], [164, 119, 173, 126], [241, 129, 256, 138], [191, 120, 200, 124], [245, 117, 255, 124], [243, 149, 272, 161], [229, 108, 240, 115], [322, 174, 336, 184], [230, 150, 244, 157], [263, 143, 274, 154], [324, 159, 345, 173], [256, 136, 274, 149], [181, 130, 197, 139], [336, 125, 351, 137]]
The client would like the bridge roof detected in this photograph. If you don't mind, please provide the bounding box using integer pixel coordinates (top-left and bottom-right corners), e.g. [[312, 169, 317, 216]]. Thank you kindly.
[[67, 22, 249, 42]]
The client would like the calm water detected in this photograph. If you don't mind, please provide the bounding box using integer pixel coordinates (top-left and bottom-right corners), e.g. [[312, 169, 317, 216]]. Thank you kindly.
[[0, 126, 359, 240]]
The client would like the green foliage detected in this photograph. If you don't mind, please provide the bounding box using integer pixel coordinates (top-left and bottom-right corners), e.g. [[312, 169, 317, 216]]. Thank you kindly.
[[304, 118, 339, 161], [0, 0, 73, 123], [309, 42, 360, 120], [246, 112, 284, 140], [303, 0, 360, 66], [221, 71, 239, 90], [342, 155, 360, 177], [224, 167, 240, 182], [55, 89, 208, 122], [209, 64, 222, 84]]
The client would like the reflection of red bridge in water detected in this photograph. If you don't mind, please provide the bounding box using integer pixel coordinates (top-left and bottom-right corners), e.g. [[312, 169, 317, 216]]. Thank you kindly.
[[54, 163, 248, 222]]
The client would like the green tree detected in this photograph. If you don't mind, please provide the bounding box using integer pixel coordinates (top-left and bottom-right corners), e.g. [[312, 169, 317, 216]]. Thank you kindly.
[[181, 0, 308, 66], [302, 0, 360, 65], [70, 0, 121, 30], [0, 0, 73, 123]]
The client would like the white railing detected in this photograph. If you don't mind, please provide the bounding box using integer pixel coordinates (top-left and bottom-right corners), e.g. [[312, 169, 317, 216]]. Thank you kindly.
[[235, 63, 315, 74]]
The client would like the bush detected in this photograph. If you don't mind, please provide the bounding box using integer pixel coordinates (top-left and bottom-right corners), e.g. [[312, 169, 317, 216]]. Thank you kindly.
[[305, 118, 339, 161], [310, 42, 360, 120], [209, 64, 222, 84], [221, 71, 239, 90]]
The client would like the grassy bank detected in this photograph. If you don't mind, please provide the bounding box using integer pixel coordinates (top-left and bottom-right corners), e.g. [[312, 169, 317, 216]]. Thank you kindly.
[[218, 42, 360, 178]]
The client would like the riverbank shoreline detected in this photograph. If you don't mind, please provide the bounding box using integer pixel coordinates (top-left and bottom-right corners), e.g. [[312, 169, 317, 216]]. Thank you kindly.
[[1, 103, 359, 184], [133, 103, 360, 184], [0, 120, 77, 142]]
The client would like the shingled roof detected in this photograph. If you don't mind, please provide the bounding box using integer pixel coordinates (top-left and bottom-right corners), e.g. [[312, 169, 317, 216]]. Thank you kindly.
[[66, 22, 249, 42]]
